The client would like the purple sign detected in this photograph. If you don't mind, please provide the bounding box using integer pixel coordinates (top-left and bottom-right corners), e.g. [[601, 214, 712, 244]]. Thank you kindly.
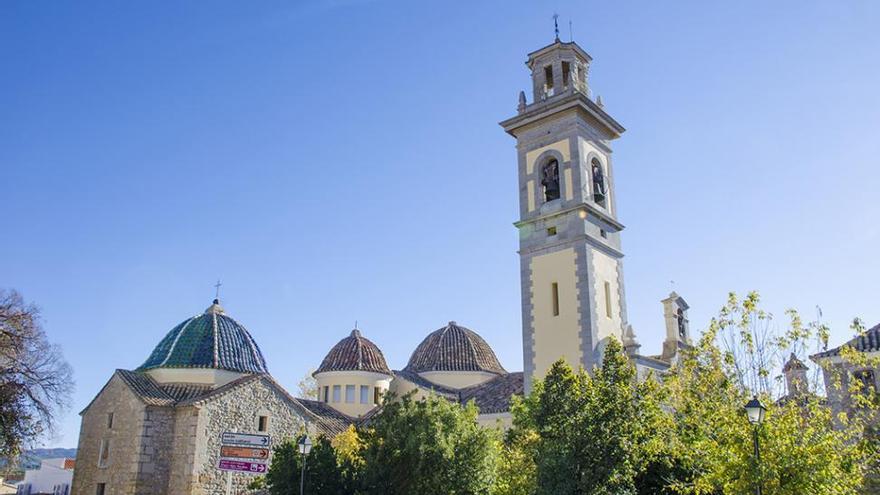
[[217, 459, 267, 474]]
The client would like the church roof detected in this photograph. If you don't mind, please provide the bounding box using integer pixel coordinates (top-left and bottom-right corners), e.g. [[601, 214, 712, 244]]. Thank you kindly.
[[405, 322, 506, 375], [315, 329, 391, 376], [812, 322, 880, 360], [138, 300, 268, 374], [459, 372, 524, 414]]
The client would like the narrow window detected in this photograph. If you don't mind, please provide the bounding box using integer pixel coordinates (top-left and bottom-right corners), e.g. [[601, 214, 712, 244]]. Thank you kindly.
[[345, 385, 355, 403], [96, 483, 106, 495], [360, 385, 370, 404], [604, 281, 612, 318], [544, 65, 554, 89], [551, 283, 560, 317], [374, 387, 381, 405], [107, 412, 114, 429], [332, 385, 341, 403], [98, 439, 110, 468], [258, 416, 268, 432], [600, 229, 607, 239], [562, 61, 570, 87], [547, 226, 557, 236], [323, 386, 329, 403]]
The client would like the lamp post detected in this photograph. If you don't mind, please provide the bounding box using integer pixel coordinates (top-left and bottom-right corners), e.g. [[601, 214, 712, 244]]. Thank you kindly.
[[297, 434, 313, 495], [744, 396, 766, 495]]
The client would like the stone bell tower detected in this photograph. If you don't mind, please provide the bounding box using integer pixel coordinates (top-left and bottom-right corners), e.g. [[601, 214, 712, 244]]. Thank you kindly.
[[500, 37, 631, 392]]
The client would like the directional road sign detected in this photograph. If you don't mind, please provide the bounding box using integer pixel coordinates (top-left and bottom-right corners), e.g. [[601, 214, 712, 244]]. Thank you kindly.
[[220, 445, 270, 461], [221, 432, 270, 448], [218, 459, 268, 473]]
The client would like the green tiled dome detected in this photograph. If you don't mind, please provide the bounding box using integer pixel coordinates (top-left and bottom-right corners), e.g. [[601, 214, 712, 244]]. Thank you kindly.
[[138, 300, 268, 374]]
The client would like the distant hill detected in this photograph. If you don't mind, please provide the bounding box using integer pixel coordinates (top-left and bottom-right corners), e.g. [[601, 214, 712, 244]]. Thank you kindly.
[[1, 448, 77, 471]]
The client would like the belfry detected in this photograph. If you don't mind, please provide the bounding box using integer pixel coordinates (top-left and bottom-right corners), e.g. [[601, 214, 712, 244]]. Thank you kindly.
[[500, 37, 683, 391]]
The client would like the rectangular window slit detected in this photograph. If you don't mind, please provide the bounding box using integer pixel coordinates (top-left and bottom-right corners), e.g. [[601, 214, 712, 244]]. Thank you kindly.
[[323, 386, 330, 403], [562, 61, 570, 87], [107, 412, 114, 429], [600, 229, 607, 239], [547, 226, 557, 236], [332, 385, 341, 403], [604, 281, 612, 319], [345, 385, 355, 403], [258, 416, 268, 432], [551, 282, 560, 316], [374, 387, 381, 405]]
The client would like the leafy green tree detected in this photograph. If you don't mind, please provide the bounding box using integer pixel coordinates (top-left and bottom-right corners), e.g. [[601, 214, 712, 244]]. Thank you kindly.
[[661, 291, 876, 494], [265, 435, 354, 495], [359, 392, 500, 495], [507, 338, 665, 495]]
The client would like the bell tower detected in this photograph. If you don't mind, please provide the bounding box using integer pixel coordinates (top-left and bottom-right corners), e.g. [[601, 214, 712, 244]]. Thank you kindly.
[[500, 38, 631, 392]]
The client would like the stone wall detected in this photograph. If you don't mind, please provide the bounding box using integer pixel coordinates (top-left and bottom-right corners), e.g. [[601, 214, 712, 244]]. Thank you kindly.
[[71, 375, 149, 495], [189, 378, 308, 495]]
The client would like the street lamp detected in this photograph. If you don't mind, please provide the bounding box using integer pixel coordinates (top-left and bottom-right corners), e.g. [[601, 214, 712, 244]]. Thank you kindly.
[[297, 434, 313, 495], [744, 396, 766, 495]]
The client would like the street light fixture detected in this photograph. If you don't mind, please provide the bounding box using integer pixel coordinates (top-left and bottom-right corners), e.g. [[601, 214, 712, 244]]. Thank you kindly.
[[744, 396, 766, 495], [298, 434, 313, 495]]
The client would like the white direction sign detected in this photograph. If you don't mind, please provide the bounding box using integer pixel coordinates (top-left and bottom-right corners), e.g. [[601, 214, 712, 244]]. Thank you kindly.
[[221, 432, 271, 448]]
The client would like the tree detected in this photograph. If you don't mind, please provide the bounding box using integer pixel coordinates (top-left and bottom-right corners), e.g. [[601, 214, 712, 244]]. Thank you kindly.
[[0, 289, 73, 459], [506, 338, 665, 495], [359, 392, 500, 495], [660, 291, 876, 494], [265, 435, 354, 495], [298, 368, 318, 400]]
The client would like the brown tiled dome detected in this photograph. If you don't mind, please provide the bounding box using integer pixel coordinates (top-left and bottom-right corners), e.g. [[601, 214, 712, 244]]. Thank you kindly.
[[315, 329, 391, 376], [405, 322, 506, 375]]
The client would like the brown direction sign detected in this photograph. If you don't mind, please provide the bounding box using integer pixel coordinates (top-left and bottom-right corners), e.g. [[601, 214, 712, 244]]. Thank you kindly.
[[220, 445, 270, 460]]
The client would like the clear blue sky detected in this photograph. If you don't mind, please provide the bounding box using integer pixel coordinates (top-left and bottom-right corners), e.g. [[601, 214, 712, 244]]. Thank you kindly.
[[2, 1, 879, 448]]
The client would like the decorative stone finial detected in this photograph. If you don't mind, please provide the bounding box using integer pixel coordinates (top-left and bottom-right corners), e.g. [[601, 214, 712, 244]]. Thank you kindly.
[[205, 299, 224, 314], [518, 91, 527, 113], [596, 95, 604, 108], [351, 329, 362, 338]]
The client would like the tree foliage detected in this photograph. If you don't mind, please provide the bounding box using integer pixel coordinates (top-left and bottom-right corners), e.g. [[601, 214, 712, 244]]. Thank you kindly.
[[0, 289, 73, 459], [265, 435, 356, 495], [660, 291, 876, 494], [360, 392, 500, 495], [506, 338, 665, 495]]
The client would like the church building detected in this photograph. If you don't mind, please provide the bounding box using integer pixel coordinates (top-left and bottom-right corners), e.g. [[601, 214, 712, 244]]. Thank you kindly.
[[71, 36, 693, 495]]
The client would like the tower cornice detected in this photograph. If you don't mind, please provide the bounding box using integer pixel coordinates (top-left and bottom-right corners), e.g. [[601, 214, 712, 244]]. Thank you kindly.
[[499, 91, 625, 138], [513, 202, 625, 231]]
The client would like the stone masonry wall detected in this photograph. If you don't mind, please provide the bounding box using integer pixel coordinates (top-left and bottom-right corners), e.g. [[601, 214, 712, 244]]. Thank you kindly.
[[190, 378, 308, 495], [71, 375, 149, 495]]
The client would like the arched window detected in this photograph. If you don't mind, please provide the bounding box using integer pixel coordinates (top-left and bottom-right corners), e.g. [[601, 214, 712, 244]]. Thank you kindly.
[[591, 158, 607, 206], [541, 159, 560, 202]]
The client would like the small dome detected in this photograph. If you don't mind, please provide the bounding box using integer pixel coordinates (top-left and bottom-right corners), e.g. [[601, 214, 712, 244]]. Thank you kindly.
[[315, 329, 391, 376], [138, 300, 268, 374], [405, 322, 506, 375]]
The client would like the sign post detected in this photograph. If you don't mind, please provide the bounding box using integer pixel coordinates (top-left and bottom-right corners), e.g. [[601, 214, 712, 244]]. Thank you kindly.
[[218, 431, 272, 494]]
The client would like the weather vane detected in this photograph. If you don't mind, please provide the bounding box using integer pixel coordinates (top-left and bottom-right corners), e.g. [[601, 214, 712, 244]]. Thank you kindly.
[[553, 13, 560, 41]]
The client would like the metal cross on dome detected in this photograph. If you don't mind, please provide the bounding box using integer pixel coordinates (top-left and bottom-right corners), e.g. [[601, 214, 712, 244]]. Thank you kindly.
[[214, 280, 222, 300]]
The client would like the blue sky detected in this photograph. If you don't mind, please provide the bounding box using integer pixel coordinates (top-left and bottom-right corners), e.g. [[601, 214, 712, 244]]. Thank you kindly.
[[2, 0, 879, 448]]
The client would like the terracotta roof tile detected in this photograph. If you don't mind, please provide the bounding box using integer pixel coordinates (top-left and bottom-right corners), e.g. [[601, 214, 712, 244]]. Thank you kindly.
[[405, 322, 506, 375], [316, 329, 391, 375]]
